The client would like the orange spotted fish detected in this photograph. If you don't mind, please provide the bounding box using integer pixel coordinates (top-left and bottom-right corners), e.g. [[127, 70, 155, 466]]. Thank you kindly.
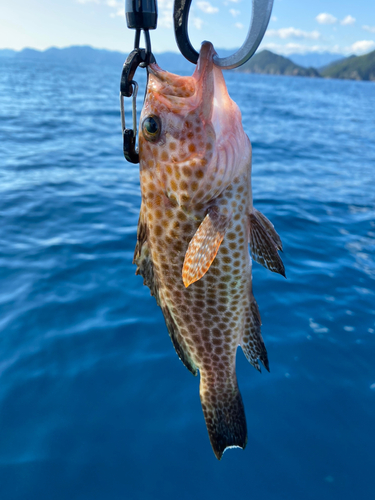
[[133, 41, 285, 459]]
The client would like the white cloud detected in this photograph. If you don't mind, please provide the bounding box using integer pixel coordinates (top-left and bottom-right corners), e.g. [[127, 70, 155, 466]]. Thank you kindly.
[[260, 42, 343, 56], [341, 15, 356, 26], [350, 40, 375, 54], [192, 17, 203, 30], [266, 27, 321, 40], [229, 9, 240, 17], [261, 39, 375, 56], [156, 0, 173, 28], [271, 16, 278, 22], [105, 0, 124, 17], [316, 13, 337, 25], [77, 0, 125, 19], [363, 25, 375, 34], [158, 13, 173, 28], [109, 9, 125, 17], [235, 23, 244, 29], [196, 1, 218, 14]]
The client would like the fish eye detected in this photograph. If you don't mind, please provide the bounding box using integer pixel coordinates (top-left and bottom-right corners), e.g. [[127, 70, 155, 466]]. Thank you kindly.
[[142, 115, 161, 142]]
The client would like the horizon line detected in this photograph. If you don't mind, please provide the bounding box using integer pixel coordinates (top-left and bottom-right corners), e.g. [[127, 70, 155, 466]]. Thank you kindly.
[[0, 44, 364, 57]]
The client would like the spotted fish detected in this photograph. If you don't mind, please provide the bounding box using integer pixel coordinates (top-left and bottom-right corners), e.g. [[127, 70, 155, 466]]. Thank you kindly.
[[133, 41, 285, 459]]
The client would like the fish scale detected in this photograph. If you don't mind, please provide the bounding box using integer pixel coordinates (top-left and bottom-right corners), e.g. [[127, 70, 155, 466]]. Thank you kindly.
[[133, 42, 285, 459]]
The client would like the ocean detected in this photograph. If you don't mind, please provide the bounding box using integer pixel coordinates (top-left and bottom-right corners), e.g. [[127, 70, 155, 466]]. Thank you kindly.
[[0, 55, 374, 499]]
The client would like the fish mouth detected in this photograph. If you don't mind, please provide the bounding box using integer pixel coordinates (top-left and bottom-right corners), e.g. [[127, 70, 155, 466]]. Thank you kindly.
[[195, 41, 216, 81], [147, 41, 216, 103]]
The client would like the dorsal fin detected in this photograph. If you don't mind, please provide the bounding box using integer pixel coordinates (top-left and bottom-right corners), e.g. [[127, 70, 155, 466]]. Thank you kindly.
[[182, 206, 231, 288], [253, 208, 283, 251], [241, 293, 269, 372], [249, 210, 285, 277]]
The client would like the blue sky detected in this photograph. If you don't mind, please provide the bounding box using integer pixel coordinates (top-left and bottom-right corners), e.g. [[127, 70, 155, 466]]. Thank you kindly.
[[1, 0, 375, 55]]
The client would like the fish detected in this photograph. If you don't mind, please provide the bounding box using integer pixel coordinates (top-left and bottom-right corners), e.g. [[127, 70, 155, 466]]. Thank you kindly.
[[133, 41, 285, 460]]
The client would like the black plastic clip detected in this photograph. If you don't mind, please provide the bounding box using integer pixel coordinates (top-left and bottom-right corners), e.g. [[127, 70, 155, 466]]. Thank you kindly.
[[121, 48, 146, 98]]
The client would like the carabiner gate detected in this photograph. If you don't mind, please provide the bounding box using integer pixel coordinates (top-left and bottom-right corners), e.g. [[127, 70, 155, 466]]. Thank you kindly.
[[120, 79, 139, 164]]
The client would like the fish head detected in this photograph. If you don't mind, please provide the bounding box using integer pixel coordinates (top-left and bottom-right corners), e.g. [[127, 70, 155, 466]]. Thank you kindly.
[[139, 41, 251, 208]]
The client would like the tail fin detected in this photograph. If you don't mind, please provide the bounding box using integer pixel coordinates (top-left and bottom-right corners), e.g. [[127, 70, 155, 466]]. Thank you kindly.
[[200, 373, 247, 460]]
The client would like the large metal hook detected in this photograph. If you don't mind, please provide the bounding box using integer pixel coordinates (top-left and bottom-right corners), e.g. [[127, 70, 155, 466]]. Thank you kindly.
[[174, 0, 274, 70]]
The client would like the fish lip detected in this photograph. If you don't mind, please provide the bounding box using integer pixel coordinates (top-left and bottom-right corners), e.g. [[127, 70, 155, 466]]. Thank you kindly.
[[195, 41, 216, 78], [148, 41, 216, 81], [147, 63, 164, 78], [145, 41, 216, 122]]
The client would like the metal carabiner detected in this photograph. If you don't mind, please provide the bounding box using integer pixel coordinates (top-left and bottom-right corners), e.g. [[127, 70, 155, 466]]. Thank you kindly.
[[173, 0, 274, 70]]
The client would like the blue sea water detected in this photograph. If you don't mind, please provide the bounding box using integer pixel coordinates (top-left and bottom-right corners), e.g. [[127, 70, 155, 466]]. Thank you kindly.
[[0, 55, 374, 500]]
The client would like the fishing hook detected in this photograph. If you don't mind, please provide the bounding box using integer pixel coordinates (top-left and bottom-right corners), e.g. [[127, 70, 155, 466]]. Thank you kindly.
[[173, 0, 274, 70]]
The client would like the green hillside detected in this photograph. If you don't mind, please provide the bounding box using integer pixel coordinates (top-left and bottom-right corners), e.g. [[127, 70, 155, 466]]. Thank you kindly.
[[321, 50, 375, 81], [238, 50, 320, 77]]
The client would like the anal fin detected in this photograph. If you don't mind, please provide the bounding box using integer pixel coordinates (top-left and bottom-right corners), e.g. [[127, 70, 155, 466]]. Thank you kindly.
[[161, 303, 197, 376], [182, 206, 231, 288], [249, 210, 285, 277]]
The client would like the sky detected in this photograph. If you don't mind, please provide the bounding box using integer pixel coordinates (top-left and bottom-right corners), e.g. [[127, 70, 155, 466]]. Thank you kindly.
[[1, 0, 375, 56]]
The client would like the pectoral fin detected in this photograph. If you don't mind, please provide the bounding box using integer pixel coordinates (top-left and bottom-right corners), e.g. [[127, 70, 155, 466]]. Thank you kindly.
[[182, 207, 231, 288], [249, 210, 286, 277]]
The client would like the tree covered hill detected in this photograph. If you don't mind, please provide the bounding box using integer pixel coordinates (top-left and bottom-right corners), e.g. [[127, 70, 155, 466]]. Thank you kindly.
[[320, 50, 375, 81], [237, 50, 320, 77]]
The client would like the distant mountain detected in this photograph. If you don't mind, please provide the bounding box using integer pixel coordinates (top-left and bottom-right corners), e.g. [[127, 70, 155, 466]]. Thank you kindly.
[[3, 45, 375, 81], [0, 49, 15, 58], [320, 50, 375, 81], [0, 46, 320, 78], [0, 45, 208, 73], [237, 50, 320, 77], [288, 52, 342, 69], [0, 46, 127, 66]]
